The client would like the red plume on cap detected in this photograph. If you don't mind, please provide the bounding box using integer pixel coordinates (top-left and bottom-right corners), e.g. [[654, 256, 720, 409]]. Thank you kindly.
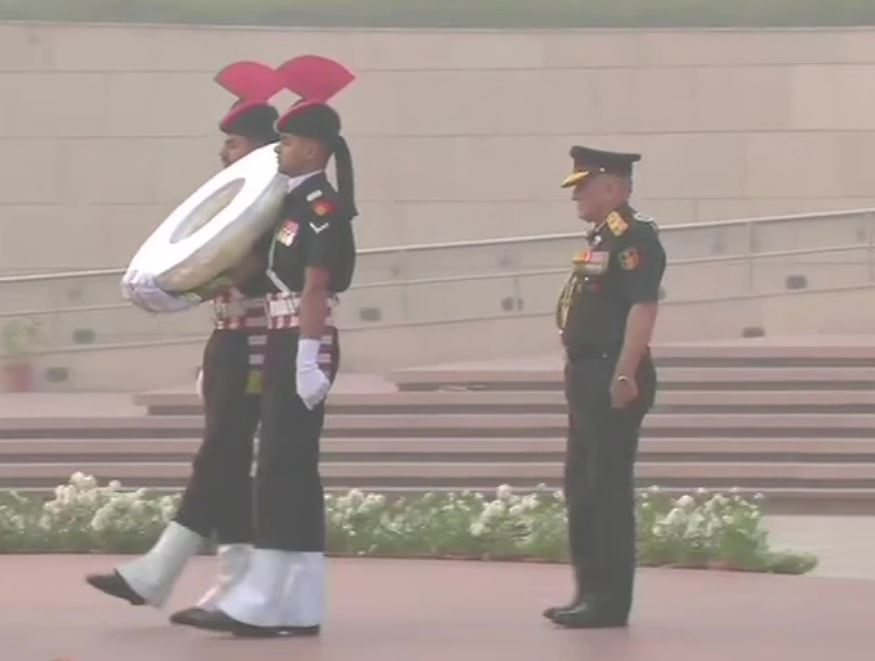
[[276, 55, 355, 103], [215, 61, 284, 137], [214, 60, 284, 102], [274, 57, 358, 218]]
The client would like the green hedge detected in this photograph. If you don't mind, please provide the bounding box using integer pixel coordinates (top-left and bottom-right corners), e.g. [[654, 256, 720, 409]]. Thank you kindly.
[[0, 0, 874, 29]]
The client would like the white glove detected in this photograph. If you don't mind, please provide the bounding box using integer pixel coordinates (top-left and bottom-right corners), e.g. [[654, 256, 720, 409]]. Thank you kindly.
[[195, 368, 204, 402], [120, 268, 152, 311], [296, 338, 330, 410], [121, 268, 199, 314]]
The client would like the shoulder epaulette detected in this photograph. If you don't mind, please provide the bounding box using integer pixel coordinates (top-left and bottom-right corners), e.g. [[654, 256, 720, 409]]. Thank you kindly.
[[606, 211, 629, 237], [632, 210, 659, 232]]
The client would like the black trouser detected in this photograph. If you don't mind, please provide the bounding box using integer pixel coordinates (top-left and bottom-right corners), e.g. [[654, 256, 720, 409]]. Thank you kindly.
[[175, 330, 260, 544], [254, 328, 339, 551], [563, 353, 657, 619]]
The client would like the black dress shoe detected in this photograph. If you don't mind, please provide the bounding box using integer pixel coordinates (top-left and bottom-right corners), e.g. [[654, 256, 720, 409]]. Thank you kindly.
[[550, 602, 627, 629], [85, 571, 146, 606], [169, 606, 210, 626], [233, 622, 321, 639], [172, 608, 236, 632], [544, 566, 588, 620], [543, 583, 589, 620], [542, 597, 586, 621], [179, 608, 320, 638]]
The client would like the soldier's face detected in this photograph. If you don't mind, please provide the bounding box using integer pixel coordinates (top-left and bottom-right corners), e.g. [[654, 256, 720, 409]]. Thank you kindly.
[[276, 134, 322, 176], [572, 175, 626, 223], [220, 135, 256, 168], [572, 176, 603, 222]]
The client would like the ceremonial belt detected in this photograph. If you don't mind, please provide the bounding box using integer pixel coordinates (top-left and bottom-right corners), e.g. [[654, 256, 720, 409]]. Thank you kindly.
[[213, 295, 268, 331], [264, 292, 338, 330]]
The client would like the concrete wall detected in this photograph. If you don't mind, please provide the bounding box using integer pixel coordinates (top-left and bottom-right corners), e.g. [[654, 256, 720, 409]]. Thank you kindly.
[[5, 22, 875, 389], [3, 23, 875, 275]]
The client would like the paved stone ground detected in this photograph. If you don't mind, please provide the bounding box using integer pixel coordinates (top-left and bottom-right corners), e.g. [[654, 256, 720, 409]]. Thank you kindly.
[[3, 555, 874, 661], [765, 515, 875, 580]]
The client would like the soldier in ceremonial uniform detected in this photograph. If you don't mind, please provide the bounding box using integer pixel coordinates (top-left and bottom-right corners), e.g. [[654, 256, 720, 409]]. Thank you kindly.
[[86, 92, 279, 623], [183, 99, 356, 637], [545, 146, 666, 629]]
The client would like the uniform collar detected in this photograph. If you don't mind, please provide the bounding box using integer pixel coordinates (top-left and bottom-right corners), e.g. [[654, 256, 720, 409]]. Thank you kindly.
[[286, 169, 324, 194], [591, 204, 633, 233], [587, 204, 634, 243]]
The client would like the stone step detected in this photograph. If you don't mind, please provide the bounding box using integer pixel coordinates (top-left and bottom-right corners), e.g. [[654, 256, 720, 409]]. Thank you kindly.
[[3, 413, 875, 439], [390, 366, 875, 391], [136, 389, 875, 416], [388, 344, 875, 380], [2, 437, 875, 462], [649, 343, 875, 361]]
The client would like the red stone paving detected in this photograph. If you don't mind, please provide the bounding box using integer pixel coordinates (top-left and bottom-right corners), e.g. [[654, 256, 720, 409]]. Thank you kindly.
[[1, 555, 873, 661]]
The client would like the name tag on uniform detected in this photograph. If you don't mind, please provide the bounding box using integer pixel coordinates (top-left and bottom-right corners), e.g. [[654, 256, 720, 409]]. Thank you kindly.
[[276, 220, 299, 247], [573, 250, 610, 276]]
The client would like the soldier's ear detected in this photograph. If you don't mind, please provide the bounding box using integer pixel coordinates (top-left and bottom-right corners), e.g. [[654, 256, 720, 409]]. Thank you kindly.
[[300, 138, 317, 160]]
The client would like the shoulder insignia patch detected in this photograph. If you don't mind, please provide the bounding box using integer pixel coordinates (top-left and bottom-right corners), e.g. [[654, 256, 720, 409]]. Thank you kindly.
[[618, 246, 640, 270], [606, 211, 629, 237], [311, 198, 336, 217]]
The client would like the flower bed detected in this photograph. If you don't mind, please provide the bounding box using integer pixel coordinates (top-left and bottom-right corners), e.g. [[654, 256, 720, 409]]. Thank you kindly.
[[0, 474, 817, 574]]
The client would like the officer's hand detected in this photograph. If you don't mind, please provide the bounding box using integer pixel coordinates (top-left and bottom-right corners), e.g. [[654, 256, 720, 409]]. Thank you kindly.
[[610, 375, 639, 410], [296, 339, 331, 410]]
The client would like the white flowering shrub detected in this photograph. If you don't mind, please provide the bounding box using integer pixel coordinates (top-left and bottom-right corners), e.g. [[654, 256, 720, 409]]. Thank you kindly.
[[636, 487, 816, 573], [0, 491, 36, 550], [5, 473, 180, 552], [89, 486, 180, 553], [0, 475, 816, 574]]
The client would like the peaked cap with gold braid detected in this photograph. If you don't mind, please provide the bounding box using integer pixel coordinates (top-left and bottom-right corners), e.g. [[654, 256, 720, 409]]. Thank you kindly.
[[560, 145, 641, 188]]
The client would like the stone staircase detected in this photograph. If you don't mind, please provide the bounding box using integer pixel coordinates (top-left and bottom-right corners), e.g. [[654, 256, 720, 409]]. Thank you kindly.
[[1, 339, 875, 513]]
